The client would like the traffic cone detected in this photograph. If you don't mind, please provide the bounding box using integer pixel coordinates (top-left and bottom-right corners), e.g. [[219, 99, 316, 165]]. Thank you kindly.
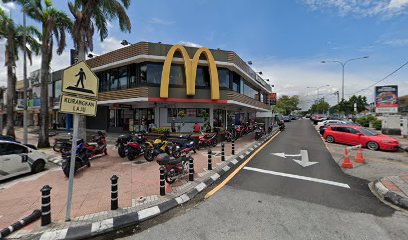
[[355, 146, 365, 163], [341, 148, 353, 169]]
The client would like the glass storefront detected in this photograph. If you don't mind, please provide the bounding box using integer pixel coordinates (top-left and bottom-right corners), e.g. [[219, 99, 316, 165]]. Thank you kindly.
[[109, 107, 154, 132]]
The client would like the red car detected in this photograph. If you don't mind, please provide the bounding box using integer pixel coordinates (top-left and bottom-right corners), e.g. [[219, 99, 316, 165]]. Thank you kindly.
[[323, 125, 399, 151]]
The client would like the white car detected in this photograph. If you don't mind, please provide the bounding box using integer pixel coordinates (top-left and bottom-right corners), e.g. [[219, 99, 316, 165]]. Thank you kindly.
[[0, 140, 49, 181], [317, 120, 345, 128]]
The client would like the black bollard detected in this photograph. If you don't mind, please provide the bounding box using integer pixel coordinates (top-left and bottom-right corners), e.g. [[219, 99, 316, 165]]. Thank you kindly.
[[189, 156, 194, 181], [40, 185, 52, 226], [208, 149, 212, 170], [111, 175, 119, 210], [160, 166, 165, 196], [0, 210, 41, 239], [221, 143, 225, 161], [232, 140, 235, 155]]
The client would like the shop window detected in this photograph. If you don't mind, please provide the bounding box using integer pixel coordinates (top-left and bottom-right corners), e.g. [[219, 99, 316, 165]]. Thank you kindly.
[[169, 64, 185, 86], [167, 108, 209, 123], [146, 63, 162, 85], [140, 64, 147, 85], [232, 73, 240, 93], [196, 66, 210, 87], [218, 68, 230, 88], [117, 66, 128, 89], [213, 109, 226, 128], [243, 83, 259, 100]]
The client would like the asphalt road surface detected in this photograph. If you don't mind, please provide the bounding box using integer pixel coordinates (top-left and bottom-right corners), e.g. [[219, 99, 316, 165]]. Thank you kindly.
[[118, 120, 408, 240]]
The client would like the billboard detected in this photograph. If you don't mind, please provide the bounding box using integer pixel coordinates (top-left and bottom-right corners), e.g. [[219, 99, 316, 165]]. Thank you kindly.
[[268, 93, 277, 105], [375, 85, 398, 113]]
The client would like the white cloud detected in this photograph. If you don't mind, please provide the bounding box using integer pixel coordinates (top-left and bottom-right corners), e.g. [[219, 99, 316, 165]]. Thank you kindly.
[[178, 41, 203, 48], [381, 38, 408, 46], [98, 37, 125, 54], [150, 17, 175, 25], [303, 0, 408, 17]]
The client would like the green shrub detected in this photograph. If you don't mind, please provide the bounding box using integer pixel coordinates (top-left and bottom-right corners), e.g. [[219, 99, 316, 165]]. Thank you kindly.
[[356, 115, 376, 127], [372, 119, 382, 130], [150, 128, 170, 134]]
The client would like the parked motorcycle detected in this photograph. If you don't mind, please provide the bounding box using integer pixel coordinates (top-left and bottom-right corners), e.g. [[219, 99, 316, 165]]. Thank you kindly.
[[156, 152, 192, 184], [278, 121, 285, 131], [82, 131, 108, 158], [197, 132, 217, 149], [126, 133, 148, 161], [255, 127, 264, 140], [144, 135, 173, 161], [115, 133, 133, 158], [61, 139, 90, 177], [171, 135, 196, 159], [53, 133, 72, 153]]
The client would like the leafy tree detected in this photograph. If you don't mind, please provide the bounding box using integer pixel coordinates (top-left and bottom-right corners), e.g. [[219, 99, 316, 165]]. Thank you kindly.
[[0, 8, 40, 137], [309, 99, 330, 114], [274, 95, 300, 115], [9, 0, 73, 147], [335, 95, 368, 115], [69, 0, 132, 140]]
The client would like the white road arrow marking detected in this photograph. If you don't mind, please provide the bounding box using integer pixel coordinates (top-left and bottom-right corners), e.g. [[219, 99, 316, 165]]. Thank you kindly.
[[293, 150, 318, 167], [272, 153, 301, 158]]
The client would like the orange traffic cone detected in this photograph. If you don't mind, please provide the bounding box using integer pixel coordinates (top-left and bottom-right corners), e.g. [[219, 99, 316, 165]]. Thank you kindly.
[[342, 148, 353, 169], [355, 146, 365, 163]]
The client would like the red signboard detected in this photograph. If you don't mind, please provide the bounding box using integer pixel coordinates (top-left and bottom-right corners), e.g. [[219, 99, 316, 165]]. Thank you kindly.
[[268, 93, 277, 105]]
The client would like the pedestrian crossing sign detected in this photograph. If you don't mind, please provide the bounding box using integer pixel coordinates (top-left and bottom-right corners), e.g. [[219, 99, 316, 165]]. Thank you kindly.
[[62, 61, 99, 98]]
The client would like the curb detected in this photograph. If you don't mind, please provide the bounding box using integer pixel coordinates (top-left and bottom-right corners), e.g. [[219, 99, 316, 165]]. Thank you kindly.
[[13, 130, 280, 240], [371, 179, 408, 210]]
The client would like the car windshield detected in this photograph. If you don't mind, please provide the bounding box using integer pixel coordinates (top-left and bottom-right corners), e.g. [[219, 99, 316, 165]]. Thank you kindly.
[[359, 128, 378, 136]]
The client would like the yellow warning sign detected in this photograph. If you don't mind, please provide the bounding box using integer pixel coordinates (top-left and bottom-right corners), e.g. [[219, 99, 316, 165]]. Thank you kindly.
[[59, 94, 97, 116], [62, 61, 99, 98]]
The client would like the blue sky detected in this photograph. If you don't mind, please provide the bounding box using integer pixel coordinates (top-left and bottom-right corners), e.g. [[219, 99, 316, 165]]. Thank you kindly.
[[1, 0, 408, 109]]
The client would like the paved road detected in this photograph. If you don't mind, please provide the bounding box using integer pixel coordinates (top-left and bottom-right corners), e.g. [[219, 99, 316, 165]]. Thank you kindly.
[[119, 120, 408, 240]]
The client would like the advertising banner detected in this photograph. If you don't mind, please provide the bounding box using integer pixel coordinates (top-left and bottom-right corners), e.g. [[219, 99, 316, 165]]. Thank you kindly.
[[269, 93, 277, 105], [375, 85, 398, 113]]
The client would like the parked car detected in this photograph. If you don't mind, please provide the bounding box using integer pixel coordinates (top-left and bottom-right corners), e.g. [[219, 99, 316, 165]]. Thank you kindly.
[[319, 121, 361, 135], [0, 141, 48, 181], [283, 116, 292, 122], [0, 134, 37, 150], [323, 125, 399, 151], [311, 114, 327, 124]]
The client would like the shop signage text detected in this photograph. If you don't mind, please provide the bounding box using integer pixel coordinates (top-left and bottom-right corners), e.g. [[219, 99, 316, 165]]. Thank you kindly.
[[59, 95, 97, 116]]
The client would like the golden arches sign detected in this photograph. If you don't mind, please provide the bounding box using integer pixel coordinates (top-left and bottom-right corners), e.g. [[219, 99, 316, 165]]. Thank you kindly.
[[160, 44, 220, 100]]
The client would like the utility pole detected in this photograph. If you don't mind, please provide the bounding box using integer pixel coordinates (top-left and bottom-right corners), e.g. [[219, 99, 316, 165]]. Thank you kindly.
[[334, 91, 339, 104]]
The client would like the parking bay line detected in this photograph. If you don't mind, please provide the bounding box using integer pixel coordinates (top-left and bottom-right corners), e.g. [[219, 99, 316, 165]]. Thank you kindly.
[[243, 166, 350, 189]]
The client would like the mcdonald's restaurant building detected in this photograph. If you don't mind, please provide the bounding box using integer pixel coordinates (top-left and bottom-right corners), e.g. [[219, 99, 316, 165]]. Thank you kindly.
[[84, 42, 273, 132]]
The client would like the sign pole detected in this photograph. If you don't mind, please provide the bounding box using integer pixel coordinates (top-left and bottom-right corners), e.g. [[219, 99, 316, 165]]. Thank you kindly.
[[65, 114, 79, 221]]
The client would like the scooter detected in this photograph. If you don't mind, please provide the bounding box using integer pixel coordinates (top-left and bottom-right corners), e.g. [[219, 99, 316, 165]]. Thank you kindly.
[[197, 132, 217, 149], [61, 139, 90, 177], [156, 152, 192, 184], [279, 121, 285, 131]]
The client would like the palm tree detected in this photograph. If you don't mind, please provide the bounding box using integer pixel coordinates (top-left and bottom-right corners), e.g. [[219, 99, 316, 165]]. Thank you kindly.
[[68, 0, 131, 140], [9, 0, 72, 147], [0, 8, 41, 138]]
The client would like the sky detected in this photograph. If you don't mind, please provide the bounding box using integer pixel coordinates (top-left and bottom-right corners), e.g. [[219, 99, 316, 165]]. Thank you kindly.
[[1, 0, 408, 110]]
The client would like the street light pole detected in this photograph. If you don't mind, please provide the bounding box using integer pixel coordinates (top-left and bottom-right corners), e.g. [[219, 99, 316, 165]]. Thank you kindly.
[[321, 56, 368, 101]]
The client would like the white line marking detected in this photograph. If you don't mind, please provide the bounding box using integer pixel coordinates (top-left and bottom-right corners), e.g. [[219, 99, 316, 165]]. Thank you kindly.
[[91, 218, 113, 233], [239, 155, 245, 159], [175, 194, 190, 204], [39, 229, 68, 240], [243, 167, 350, 189], [138, 206, 160, 220], [231, 159, 238, 165], [222, 165, 230, 172]]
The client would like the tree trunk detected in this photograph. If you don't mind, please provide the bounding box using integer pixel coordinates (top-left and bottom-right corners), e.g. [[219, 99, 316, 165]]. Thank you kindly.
[[6, 64, 16, 138], [77, 30, 87, 141], [38, 42, 50, 148], [5, 28, 15, 138]]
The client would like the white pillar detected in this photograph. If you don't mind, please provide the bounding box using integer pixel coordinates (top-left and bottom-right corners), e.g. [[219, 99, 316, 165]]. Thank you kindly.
[[154, 105, 160, 127]]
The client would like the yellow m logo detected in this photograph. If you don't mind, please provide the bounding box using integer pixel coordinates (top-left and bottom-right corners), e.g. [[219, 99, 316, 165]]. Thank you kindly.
[[160, 44, 220, 100]]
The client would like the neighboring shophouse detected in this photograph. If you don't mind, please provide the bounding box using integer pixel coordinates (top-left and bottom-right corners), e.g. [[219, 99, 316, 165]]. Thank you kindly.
[[75, 42, 274, 132]]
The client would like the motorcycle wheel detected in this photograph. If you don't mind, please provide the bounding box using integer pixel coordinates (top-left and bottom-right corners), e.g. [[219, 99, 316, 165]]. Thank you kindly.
[[211, 139, 218, 147], [53, 143, 61, 152], [144, 149, 154, 162], [62, 164, 70, 177], [164, 172, 176, 184], [172, 145, 181, 159], [118, 146, 126, 158]]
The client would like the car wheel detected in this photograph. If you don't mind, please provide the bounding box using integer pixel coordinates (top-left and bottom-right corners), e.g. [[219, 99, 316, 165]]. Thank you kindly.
[[367, 141, 379, 151], [326, 135, 335, 143], [31, 159, 45, 173]]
